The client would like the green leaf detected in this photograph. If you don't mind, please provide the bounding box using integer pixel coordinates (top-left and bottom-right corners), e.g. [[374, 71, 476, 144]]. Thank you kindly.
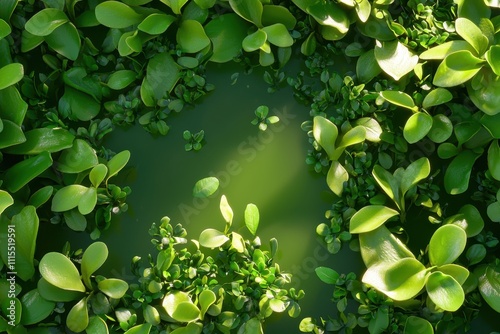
[[369, 306, 389, 334], [404, 112, 433, 144], [477, 264, 500, 312], [455, 18, 489, 56], [95, 1, 144, 28], [444, 149, 481, 194], [335, 126, 366, 157], [143, 52, 180, 104], [57, 139, 98, 174], [177, 19, 210, 53], [39, 252, 86, 292], [315, 267, 339, 284], [81, 242, 108, 290], [78, 187, 97, 215], [0, 85, 28, 126], [219, 195, 233, 224], [466, 244, 487, 265], [374, 40, 419, 81], [59, 87, 100, 121], [262, 23, 293, 47], [37, 277, 84, 302], [372, 165, 400, 210], [199, 290, 216, 318], [67, 297, 89, 333], [20, 289, 55, 325], [0, 190, 13, 215], [362, 258, 427, 301], [422, 88, 453, 109], [307, 1, 349, 40], [229, 0, 262, 26], [87, 315, 109, 334], [438, 264, 469, 285], [488, 140, 500, 180], [313, 116, 338, 160], [193, 177, 219, 198], [353, 117, 382, 143], [485, 45, 500, 76], [24, 8, 68, 36], [433, 50, 485, 87], [0, 63, 23, 90], [10, 206, 38, 281], [242, 29, 268, 52], [326, 160, 348, 196], [51, 184, 88, 212], [205, 13, 250, 63], [488, 201, 500, 222], [156, 246, 175, 272], [262, 5, 296, 30], [107, 150, 130, 181], [426, 272, 464, 311], [356, 50, 382, 83], [350, 205, 399, 234], [0, 119, 25, 149], [429, 224, 467, 266], [300, 32, 316, 56], [467, 68, 500, 116], [420, 40, 476, 60], [447, 204, 485, 237], [4, 151, 53, 193], [400, 157, 430, 197], [245, 203, 259, 235], [90, 164, 108, 188], [143, 304, 160, 326], [199, 229, 229, 248], [107, 70, 137, 90], [163, 291, 200, 322], [242, 317, 263, 334], [428, 114, 453, 143], [27, 186, 53, 208], [63, 209, 87, 232], [97, 279, 128, 299], [380, 90, 416, 111], [138, 13, 175, 35], [404, 316, 433, 334], [4, 127, 74, 155], [45, 22, 81, 60], [124, 323, 153, 334]]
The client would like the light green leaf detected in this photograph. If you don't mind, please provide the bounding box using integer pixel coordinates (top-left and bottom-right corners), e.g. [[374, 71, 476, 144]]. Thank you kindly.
[[24, 8, 68, 36], [171, 301, 200, 322], [422, 88, 453, 109], [467, 68, 500, 116], [242, 317, 263, 334], [334, 126, 366, 157], [313, 116, 338, 160], [199, 229, 229, 248], [67, 297, 89, 333], [262, 5, 296, 30], [143, 304, 160, 326], [86, 315, 109, 334], [426, 272, 464, 311], [0, 190, 13, 215], [433, 50, 485, 87], [52, 184, 88, 212], [0, 119, 25, 149], [374, 40, 419, 81], [369, 306, 389, 334], [372, 165, 401, 210], [356, 50, 382, 83], [177, 19, 210, 53], [455, 17, 489, 56], [444, 149, 481, 194], [20, 289, 55, 325], [353, 117, 382, 143], [37, 277, 84, 302], [429, 224, 467, 266], [380, 90, 416, 111], [350, 205, 399, 234], [78, 187, 97, 215], [315, 267, 339, 284], [262, 23, 293, 47], [11, 206, 38, 281], [156, 247, 175, 272], [420, 40, 476, 60], [45, 22, 81, 61], [57, 139, 98, 174], [170, 323, 203, 334], [0, 85, 28, 126], [4, 151, 53, 193], [400, 157, 430, 197], [229, 0, 263, 26], [487, 201, 500, 222], [107, 70, 137, 90], [107, 150, 130, 181], [245, 203, 259, 235], [438, 264, 469, 285], [477, 264, 500, 312], [219, 195, 233, 224], [81, 242, 108, 290], [326, 160, 348, 196], [0, 63, 23, 90], [404, 316, 433, 334], [97, 279, 128, 299], [485, 45, 500, 76], [242, 29, 268, 52], [90, 164, 108, 188], [138, 13, 175, 35], [446, 204, 485, 237], [95, 1, 144, 28], [307, 1, 349, 40], [193, 177, 219, 198], [205, 13, 250, 63], [199, 290, 216, 318], [124, 323, 153, 334], [39, 252, 86, 292]]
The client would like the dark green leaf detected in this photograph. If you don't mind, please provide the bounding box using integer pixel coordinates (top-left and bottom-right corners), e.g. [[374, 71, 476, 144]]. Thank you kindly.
[[262, 5, 296, 30], [356, 50, 382, 83], [488, 140, 500, 180], [45, 22, 81, 60], [0, 63, 23, 90], [37, 277, 84, 302], [143, 52, 180, 104], [64, 209, 87, 232], [428, 114, 453, 143], [20, 289, 55, 325], [11, 206, 38, 281], [57, 139, 98, 174], [107, 70, 137, 90], [444, 149, 481, 194]]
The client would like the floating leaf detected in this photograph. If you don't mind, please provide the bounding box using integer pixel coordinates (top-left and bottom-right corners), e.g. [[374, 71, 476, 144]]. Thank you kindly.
[[98, 279, 128, 299], [429, 224, 467, 266], [326, 161, 349, 196], [315, 267, 339, 284], [193, 177, 219, 198], [444, 149, 481, 194], [426, 272, 464, 311], [4, 151, 53, 193], [380, 90, 416, 111], [95, 1, 144, 28], [245, 203, 259, 235], [39, 252, 86, 292], [374, 40, 419, 81], [199, 229, 229, 248], [24, 8, 68, 36], [20, 289, 55, 325], [81, 242, 108, 290], [0, 63, 23, 90], [433, 50, 485, 87], [205, 13, 250, 63], [350, 205, 399, 234], [67, 297, 89, 333], [142, 52, 180, 105], [107, 150, 130, 181], [177, 19, 210, 53]]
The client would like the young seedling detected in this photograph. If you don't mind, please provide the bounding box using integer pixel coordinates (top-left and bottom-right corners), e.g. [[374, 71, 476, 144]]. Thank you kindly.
[[251, 105, 280, 131]]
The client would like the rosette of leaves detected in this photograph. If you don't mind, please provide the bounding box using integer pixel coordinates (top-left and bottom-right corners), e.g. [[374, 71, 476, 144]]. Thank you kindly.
[[251, 105, 279, 131], [35, 242, 129, 333], [183, 129, 205, 151]]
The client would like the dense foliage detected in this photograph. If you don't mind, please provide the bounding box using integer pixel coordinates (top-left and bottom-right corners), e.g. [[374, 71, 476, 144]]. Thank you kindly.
[[0, 0, 499, 333]]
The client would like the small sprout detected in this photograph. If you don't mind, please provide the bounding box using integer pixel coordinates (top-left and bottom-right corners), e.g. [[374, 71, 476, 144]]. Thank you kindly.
[[183, 130, 205, 151], [251, 105, 280, 131]]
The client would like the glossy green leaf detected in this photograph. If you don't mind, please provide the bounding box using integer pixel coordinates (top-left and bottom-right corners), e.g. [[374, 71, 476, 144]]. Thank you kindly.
[[177, 19, 210, 53], [404, 112, 433, 144], [0, 190, 13, 215], [78, 187, 97, 215], [335, 126, 366, 156], [143, 304, 160, 325], [39, 252, 86, 292], [219, 195, 233, 224], [20, 289, 55, 325], [374, 40, 419, 81], [420, 40, 476, 60], [467, 68, 500, 116], [160, 0, 188, 15], [438, 264, 469, 285], [356, 50, 382, 83], [400, 157, 430, 197], [315, 267, 340, 284], [480, 113, 500, 139], [242, 317, 263, 334], [57, 139, 98, 174], [199, 228, 229, 248], [404, 316, 433, 334], [27, 186, 53, 208], [124, 323, 153, 334], [51, 184, 88, 212], [81, 242, 108, 290], [107, 150, 131, 181], [205, 13, 249, 63], [143, 52, 180, 104], [37, 277, 84, 302], [229, 0, 262, 26], [90, 164, 108, 188], [193, 177, 219, 198], [95, 1, 144, 28], [488, 201, 500, 222], [426, 272, 464, 311], [353, 117, 382, 143], [372, 165, 400, 210], [0, 0, 17, 22], [477, 264, 500, 312], [199, 290, 216, 318], [380, 91, 416, 111], [455, 18, 489, 56], [300, 32, 316, 56], [45, 22, 81, 60], [21, 29, 44, 52], [242, 29, 268, 52], [0, 85, 28, 126], [262, 23, 293, 47], [350, 205, 399, 234], [485, 45, 500, 76], [488, 140, 500, 180], [10, 206, 38, 281], [163, 291, 191, 317], [138, 13, 175, 35], [444, 205, 485, 237], [107, 70, 137, 90], [4, 151, 53, 193], [429, 224, 467, 266], [326, 160, 348, 196], [67, 297, 89, 333], [63, 209, 87, 232], [444, 149, 481, 194], [433, 50, 485, 87], [368, 306, 389, 334], [0, 119, 25, 149], [313, 116, 338, 160], [422, 88, 453, 109], [466, 244, 487, 265], [362, 258, 427, 301], [0, 63, 23, 90], [24, 8, 68, 36], [156, 246, 175, 272], [86, 315, 109, 334], [59, 87, 100, 121], [244, 203, 259, 235], [308, 1, 349, 40], [97, 279, 128, 299], [4, 127, 74, 155], [262, 5, 296, 30], [428, 114, 453, 143]]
